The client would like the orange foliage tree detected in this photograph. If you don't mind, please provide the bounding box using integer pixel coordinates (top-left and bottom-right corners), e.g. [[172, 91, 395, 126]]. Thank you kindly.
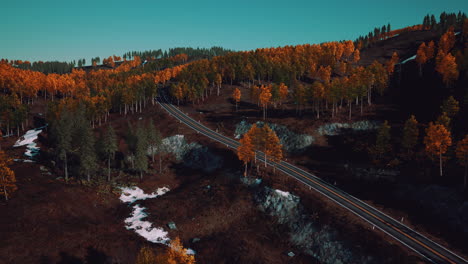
[[0, 150, 16, 201], [456, 135, 468, 189], [416, 43, 428, 76], [232, 87, 241, 111], [424, 122, 452, 177], [259, 84, 272, 120], [437, 53, 459, 87], [237, 133, 255, 176]]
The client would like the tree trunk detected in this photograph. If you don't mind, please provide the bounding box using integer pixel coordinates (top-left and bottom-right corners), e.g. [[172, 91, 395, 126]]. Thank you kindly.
[[244, 163, 247, 177], [108, 156, 111, 182], [3, 175, 7, 201], [439, 148, 443, 177], [348, 101, 352, 120], [464, 163, 467, 190], [87, 172, 90, 182], [159, 155, 162, 174], [64, 153, 68, 181]]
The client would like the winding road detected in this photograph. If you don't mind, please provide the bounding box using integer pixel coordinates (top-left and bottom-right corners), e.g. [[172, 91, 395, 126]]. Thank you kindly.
[[157, 95, 467, 264]]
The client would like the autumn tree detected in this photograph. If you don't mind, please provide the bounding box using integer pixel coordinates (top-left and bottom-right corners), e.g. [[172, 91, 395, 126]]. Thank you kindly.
[[102, 125, 118, 181], [437, 53, 459, 87], [264, 126, 283, 171], [232, 87, 241, 111], [401, 115, 419, 158], [156, 237, 196, 264], [440, 96, 459, 117], [0, 150, 16, 201], [259, 85, 272, 120], [386, 52, 399, 75], [426, 41, 435, 59], [415, 43, 428, 76], [455, 135, 468, 189], [278, 83, 288, 106], [237, 133, 255, 176], [424, 122, 452, 177]]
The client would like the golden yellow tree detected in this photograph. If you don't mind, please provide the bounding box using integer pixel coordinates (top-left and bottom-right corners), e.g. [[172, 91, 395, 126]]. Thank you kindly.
[[259, 85, 272, 120], [456, 135, 468, 189], [424, 123, 452, 177], [232, 87, 241, 111], [237, 133, 255, 176], [157, 237, 195, 264], [0, 150, 16, 201]]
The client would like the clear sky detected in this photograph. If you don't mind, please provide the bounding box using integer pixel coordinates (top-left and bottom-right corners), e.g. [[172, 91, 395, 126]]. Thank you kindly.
[[1, 0, 466, 63]]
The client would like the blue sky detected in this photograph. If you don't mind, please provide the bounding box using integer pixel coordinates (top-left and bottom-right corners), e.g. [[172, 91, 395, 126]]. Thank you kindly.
[[1, 0, 466, 62]]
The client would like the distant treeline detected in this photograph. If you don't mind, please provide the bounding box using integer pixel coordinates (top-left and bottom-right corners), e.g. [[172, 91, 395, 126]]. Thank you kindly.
[[122, 46, 234, 61], [355, 11, 467, 49], [14, 60, 76, 74]]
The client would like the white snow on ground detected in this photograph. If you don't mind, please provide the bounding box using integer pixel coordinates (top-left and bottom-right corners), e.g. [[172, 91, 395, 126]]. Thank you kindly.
[[400, 55, 416, 64], [124, 204, 170, 244], [275, 189, 291, 197], [455, 31, 461, 36], [13, 127, 44, 159], [120, 186, 170, 203], [120, 186, 195, 254], [119, 186, 171, 245], [186, 248, 196, 255]]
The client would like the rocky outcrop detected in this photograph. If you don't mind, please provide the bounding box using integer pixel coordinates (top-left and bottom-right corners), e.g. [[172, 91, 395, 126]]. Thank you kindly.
[[345, 165, 399, 183], [254, 187, 376, 264], [317, 121, 380, 136], [160, 135, 222, 173], [234, 120, 314, 153]]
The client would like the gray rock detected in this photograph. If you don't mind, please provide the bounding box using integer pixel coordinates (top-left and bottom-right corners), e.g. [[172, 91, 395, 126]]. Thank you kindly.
[[167, 222, 177, 230], [287, 251, 295, 257], [159, 135, 222, 173], [40, 166, 48, 172], [255, 187, 376, 264], [234, 120, 314, 153], [192, 238, 201, 243], [317, 121, 380, 136]]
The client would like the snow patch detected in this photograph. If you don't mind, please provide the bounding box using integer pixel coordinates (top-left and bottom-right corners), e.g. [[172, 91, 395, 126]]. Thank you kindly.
[[13, 127, 44, 160], [275, 189, 291, 198], [119, 186, 170, 203], [120, 186, 171, 244], [125, 204, 170, 244], [400, 55, 416, 64], [317, 121, 380, 136], [186, 248, 196, 255]]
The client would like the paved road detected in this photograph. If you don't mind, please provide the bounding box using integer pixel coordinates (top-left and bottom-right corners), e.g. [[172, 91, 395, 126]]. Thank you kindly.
[[158, 96, 467, 264]]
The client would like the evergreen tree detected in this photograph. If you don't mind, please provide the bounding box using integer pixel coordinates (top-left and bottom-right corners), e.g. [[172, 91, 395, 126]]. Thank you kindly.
[[125, 121, 137, 168], [436, 112, 451, 130], [102, 125, 118, 181], [401, 115, 419, 158], [135, 122, 148, 180], [56, 109, 73, 181], [371, 120, 392, 163], [79, 124, 97, 182], [440, 96, 460, 117], [146, 120, 163, 172]]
